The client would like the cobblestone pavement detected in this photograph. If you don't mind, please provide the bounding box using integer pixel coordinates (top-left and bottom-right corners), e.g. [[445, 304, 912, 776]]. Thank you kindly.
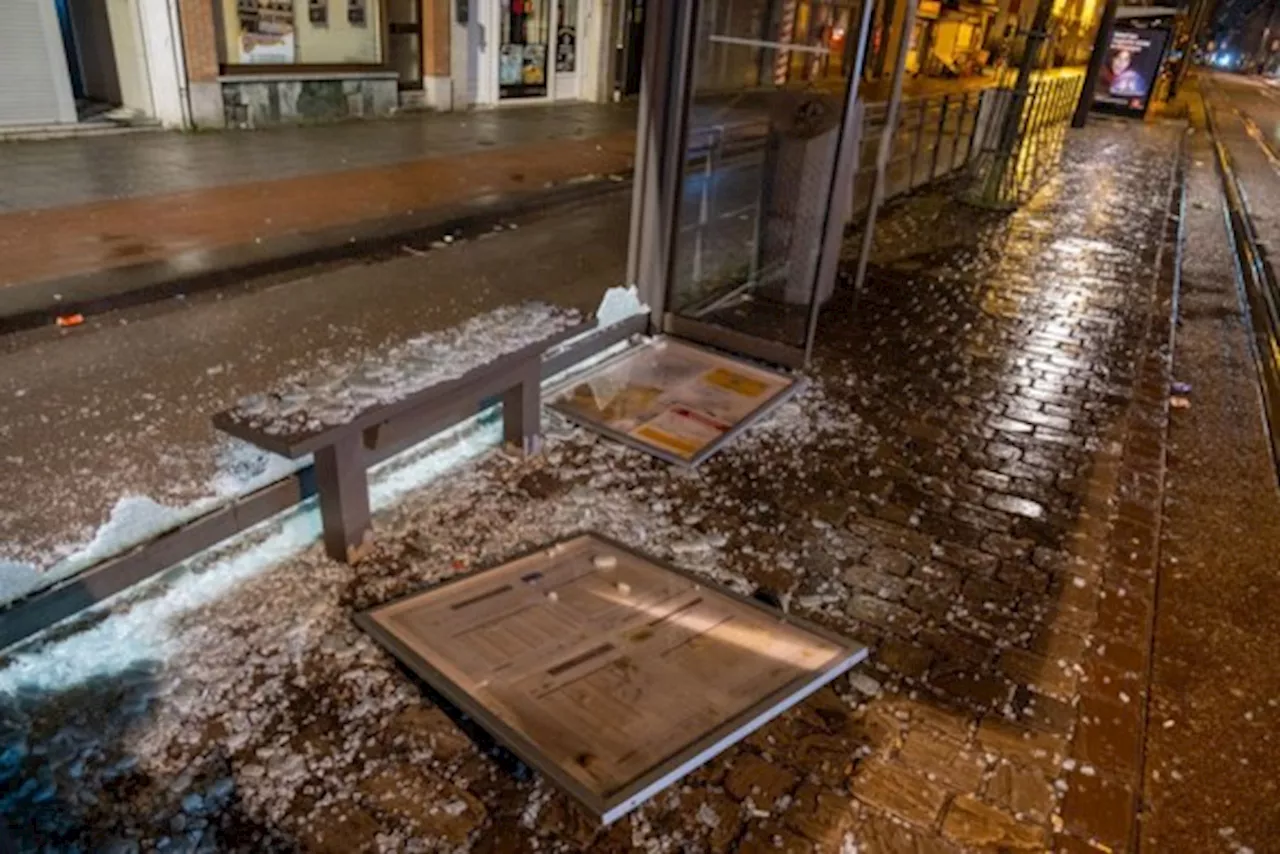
[[0, 117, 1191, 853]]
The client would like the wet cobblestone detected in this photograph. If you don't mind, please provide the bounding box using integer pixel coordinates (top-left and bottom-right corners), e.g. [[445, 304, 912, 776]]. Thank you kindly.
[[0, 116, 1186, 852]]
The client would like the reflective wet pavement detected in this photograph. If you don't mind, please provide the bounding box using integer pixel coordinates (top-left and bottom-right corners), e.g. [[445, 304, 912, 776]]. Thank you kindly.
[[0, 104, 639, 213], [0, 107, 1238, 853], [0, 76, 1038, 321]]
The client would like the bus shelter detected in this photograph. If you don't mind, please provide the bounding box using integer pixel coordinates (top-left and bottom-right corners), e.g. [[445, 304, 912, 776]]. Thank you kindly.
[[625, 0, 883, 369]]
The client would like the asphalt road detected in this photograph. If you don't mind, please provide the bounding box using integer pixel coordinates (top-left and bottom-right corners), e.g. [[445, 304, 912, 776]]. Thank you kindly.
[[0, 188, 632, 594]]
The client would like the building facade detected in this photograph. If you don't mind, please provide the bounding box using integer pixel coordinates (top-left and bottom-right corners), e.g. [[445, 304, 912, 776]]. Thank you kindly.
[[174, 0, 637, 128], [0, 0, 188, 130]]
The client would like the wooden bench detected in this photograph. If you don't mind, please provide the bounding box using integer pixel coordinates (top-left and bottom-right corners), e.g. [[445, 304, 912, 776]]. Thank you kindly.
[[213, 323, 589, 564]]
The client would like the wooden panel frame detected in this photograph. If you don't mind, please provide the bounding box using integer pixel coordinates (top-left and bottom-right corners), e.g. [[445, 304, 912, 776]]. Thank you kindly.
[[355, 532, 867, 825]]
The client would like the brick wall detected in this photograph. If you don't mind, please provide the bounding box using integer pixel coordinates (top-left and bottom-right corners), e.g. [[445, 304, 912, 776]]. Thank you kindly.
[[179, 0, 220, 83]]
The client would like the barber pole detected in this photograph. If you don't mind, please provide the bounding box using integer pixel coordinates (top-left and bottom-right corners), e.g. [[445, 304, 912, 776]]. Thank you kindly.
[[774, 0, 798, 84]]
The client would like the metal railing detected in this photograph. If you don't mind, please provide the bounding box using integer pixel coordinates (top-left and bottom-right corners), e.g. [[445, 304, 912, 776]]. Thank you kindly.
[[849, 89, 986, 220], [962, 72, 1085, 209]]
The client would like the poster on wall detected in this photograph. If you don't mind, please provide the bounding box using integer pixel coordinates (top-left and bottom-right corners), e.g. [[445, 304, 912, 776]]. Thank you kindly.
[[1093, 26, 1170, 118], [238, 0, 296, 64], [522, 43, 547, 85], [500, 45, 525, 86], [549, 337, 800, 467], [501, 42, 547, 97]]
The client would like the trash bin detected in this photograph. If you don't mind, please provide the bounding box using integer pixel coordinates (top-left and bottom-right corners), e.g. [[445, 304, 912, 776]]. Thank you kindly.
[[758, 90, 844, 307]]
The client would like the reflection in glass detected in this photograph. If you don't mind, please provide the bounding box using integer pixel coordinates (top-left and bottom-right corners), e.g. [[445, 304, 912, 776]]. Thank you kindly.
[[669, 0, 864, 351]]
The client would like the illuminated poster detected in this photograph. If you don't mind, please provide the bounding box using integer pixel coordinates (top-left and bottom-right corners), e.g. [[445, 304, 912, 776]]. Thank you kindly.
[[550, 337, 800, 466], [1093, 26, 1170, 118]]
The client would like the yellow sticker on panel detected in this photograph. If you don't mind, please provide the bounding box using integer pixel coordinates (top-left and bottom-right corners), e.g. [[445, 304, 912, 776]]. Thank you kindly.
[[703, 368, 769, 398]]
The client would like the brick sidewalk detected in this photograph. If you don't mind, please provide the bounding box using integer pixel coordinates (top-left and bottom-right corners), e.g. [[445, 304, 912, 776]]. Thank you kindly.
[[0, 115, 1191, 852], [0, 130, 635, 294]]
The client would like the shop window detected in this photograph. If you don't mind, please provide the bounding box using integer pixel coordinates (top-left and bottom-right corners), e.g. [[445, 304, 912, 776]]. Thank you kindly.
[[223, 0, 383, 66], [500, 0, 550, 98]]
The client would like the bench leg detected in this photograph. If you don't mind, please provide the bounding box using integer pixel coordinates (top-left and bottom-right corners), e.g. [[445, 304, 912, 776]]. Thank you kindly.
[[313, 433, 373, 564], [503, 365, 542, 456]]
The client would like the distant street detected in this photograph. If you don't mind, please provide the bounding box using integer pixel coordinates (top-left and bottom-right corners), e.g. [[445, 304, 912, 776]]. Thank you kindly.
[[1201, 72, 1280, 253]]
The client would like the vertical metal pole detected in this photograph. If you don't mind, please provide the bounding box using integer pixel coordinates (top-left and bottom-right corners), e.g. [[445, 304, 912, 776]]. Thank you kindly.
[[1071, 0, 1118, 127], [503, 363, 543, 455], [632, 0, 697, 329], [1171, 0, 1210, 98], [692, 128, 720, 284], [801, 0, 877, 364], [657, 0, 702, 323], [931, 94, 950, 180], [625, 73, 653, 289], [910, 99, 929, 187], [852, 0, 919, 307]]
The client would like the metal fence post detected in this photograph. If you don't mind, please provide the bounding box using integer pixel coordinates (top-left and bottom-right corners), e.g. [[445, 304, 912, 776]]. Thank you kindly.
[[851, 0, 918, 305], [691, 127, 721, 285], [802, 0, 876, 362]]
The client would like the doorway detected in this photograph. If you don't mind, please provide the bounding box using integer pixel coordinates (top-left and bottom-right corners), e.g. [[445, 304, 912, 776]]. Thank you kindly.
[[613, 0, 645, 98], [388, 0, 425, 92], [499, 0, 551, 99], [553, 0, 582, 99], [55, 0, 153, 122], [488, 0, 585, 102]]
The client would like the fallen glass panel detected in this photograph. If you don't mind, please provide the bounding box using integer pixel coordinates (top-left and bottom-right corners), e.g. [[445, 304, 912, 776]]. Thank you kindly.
[[356, 533, 866, 824], [547, 336, 801, 466]]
